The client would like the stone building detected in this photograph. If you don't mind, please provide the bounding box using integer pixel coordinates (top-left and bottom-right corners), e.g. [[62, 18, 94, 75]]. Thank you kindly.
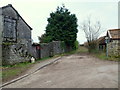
[[97, 36, 106, 51], [0, 4, 32, 65], [106, 29, 120, 57]]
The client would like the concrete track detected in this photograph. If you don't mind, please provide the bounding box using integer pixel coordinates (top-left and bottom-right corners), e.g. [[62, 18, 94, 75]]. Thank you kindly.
[[3, 53, 118, 88]]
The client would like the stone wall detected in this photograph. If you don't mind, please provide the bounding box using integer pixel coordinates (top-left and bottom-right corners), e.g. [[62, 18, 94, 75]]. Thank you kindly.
[[52, 41, 64, 55], [2, 4, 18, 20], [31, 45, 38, 59], [40, 41, 64, 58], [16, 16, 32, 55], [108, 40, 120, 57], [2, 43, 31, 65], [40, 42, 53, 58], [32, 41, 65, 59]]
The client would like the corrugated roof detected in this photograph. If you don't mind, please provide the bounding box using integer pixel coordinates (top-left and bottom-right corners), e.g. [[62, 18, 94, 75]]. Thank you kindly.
[[108, 29, 120, 39]]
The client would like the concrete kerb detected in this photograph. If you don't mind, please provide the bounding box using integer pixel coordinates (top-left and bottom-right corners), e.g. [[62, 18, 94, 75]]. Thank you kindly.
[[1, 56, 62, 88]]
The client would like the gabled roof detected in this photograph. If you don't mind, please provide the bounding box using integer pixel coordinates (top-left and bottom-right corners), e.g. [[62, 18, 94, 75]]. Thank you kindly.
[[107, 29, 120, 39], [1, 4, 32, 30], [97, 36, 106, 44]]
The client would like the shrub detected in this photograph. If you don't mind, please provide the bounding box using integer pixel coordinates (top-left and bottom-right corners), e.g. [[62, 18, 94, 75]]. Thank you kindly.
[[74, 40, 79, 50], [88, 40, 98, 53]]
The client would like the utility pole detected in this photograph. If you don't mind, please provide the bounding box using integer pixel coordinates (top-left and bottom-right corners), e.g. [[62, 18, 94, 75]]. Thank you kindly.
[[105, 36, 109, 57]]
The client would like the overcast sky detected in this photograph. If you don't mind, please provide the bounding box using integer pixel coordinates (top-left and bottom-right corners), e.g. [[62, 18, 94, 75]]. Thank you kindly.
[[0, 0, 119, 44]]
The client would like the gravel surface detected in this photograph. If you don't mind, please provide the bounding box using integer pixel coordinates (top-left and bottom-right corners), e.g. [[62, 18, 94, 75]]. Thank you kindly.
[[3, 53, 118, 88]]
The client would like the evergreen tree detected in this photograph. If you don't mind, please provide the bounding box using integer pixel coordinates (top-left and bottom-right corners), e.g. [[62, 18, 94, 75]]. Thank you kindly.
[[45, 5, 78, 49]]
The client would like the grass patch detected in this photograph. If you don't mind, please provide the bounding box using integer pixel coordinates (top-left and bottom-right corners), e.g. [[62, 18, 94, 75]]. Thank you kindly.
[[2, 55, 61, 83], [2, 62, 32, 83], [77, 46, 119, 61], [2, 55, 63, 83], [92, 51, 119, 61], [94, 52, 108, 60], [36, 57, 51, 62], [60, 49, 78, 56], [77, 46, 88, 53], [60, 46, 88, 56]]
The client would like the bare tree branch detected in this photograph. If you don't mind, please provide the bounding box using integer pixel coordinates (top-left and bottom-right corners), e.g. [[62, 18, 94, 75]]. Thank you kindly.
[[81, 17, 103, 42]]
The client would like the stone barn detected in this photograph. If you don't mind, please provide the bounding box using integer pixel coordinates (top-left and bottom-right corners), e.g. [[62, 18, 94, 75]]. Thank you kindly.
[[97, 36, 106, 51], [0, 4, 33, 65], [106, 29, 120, 57]]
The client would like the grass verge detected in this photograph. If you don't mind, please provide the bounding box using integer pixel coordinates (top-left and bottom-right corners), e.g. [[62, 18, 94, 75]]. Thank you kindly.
[[89, 50, 120, 61], [77, 46, 88, 53], [60, 46, 88, 56], [2, 62, 33, 83], [94, 52, 120, 61], [78, 46, 119, 61], [2, 56, 54, 83]]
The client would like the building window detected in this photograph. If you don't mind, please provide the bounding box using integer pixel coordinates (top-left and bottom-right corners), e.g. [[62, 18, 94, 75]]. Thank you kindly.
[[3, 16, 17, 42]]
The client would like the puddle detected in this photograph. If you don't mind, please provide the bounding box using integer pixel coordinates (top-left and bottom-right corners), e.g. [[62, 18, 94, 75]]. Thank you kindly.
[[79, 57, 84, 59]]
